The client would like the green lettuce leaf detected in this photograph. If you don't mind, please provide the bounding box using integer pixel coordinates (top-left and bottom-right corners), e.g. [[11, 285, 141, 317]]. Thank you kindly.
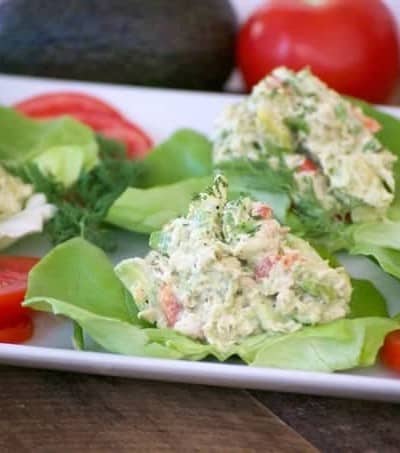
[[26, 237, 138, 322], [106, 172, 291, 234], [238, 317, 398, 372], [348, 221, 400, 279], [350, 242, 400, 280], [349, 279, 388, 318], [0, 107, 98, 186], [110, 104, 400, 281], [24, 238, 218, 360], [105, 129, 213, 233], [140, 129, 212, 188], [24, 238, 397, 372], [351, 221, 400, 250], [106, 176, 212, 234]]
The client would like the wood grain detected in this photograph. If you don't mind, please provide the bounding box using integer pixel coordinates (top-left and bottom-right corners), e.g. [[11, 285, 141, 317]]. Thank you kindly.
[[0, 366, 317, 453], [253, 391, 400, 453]]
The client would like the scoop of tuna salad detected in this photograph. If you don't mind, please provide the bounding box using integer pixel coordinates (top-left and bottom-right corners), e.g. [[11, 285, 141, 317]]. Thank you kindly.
[[116, 175, 352, 353], [0, 165, 33, 219], [214, 67, 397, 223]]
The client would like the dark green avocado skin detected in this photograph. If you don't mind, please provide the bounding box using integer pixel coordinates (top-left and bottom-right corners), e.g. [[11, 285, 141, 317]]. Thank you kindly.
[[0, 0, 237, 90]]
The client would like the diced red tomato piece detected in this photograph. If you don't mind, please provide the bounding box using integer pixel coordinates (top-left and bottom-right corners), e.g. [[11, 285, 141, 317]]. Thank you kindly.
[[281, 252, 299, 268], [267, 76, 283, 90], [251, 202, 272, 219], [363, 116, 381, 133], [298, 158, 318, 173], [352, 107, 382, 133], [160, 285, 181, 327], [255, 256, 278, 280]]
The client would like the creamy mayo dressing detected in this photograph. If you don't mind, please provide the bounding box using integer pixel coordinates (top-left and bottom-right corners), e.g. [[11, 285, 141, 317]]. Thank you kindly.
[[214, 67, 397, 222], [116, 176, 352, 352]]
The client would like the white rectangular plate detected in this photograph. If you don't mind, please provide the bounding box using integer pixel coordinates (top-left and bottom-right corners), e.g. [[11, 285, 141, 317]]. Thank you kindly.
[[1, 73, 400, 402]]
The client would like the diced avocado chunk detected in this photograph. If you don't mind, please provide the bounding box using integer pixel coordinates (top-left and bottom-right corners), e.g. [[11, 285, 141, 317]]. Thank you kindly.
[[257, 108, 293, 150], [114, 258, 153, 309], [149, 230, 170, 254]]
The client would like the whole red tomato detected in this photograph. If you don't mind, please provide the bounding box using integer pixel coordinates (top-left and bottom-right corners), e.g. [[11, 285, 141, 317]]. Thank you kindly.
[[237, 0, 400, 103]]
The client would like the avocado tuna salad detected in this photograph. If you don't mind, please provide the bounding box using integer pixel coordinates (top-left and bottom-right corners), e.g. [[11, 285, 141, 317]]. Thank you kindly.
[[0, 164, 33, 219], [116, 176, 352, 353], [213, 67, 397, 223], [0, 164, 55, 249]]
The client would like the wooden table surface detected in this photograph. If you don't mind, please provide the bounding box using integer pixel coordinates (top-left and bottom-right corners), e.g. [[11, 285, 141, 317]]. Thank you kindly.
[[1, 366, 399, 453]]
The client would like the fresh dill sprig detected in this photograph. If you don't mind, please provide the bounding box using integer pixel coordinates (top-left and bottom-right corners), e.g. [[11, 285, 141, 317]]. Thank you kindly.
[[216, 158, 294, 194], [290, 183, 337, 237], [16, 135, 141, 252], [288, 182, 351, 252], [217, 157, 349, 250]]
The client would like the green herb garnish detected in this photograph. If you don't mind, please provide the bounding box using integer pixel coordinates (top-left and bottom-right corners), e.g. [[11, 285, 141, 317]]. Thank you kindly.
[[16, 135, 141, 251], [285, 116, 310, 134]]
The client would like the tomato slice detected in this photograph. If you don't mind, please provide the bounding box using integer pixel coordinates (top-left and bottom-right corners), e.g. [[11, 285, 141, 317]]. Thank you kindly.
[[0, 315, 33, 344], [98, 123, 153, 158], [35, 111, 152, 158], [0, 256, 40, 327], [380, 330, 400, 373], [14, 92, 125, 121], [14, 92, 153, 158]]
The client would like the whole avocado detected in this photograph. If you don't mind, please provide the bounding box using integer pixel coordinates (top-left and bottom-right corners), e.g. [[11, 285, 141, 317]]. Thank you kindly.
[[0, 0, 237, 90]]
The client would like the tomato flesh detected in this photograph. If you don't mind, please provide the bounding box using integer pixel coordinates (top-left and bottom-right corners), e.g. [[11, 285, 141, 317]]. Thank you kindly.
[[237, 0, 400, 103], [14, 92, 125, 121], [160, 285, 181, 328], [99, 123, 153, 158], [352, 107, 382, 133], [298, 158, 318, 173], [0, 256, 39, 332], [0, 270, 31, 327], [14, 92, 153, 158], [381, 330, 400, 373], [0, 256, 40, 273], [0, 315, 33, 344], [34, 110, 153, 158], [255, 256, 277, 280]]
